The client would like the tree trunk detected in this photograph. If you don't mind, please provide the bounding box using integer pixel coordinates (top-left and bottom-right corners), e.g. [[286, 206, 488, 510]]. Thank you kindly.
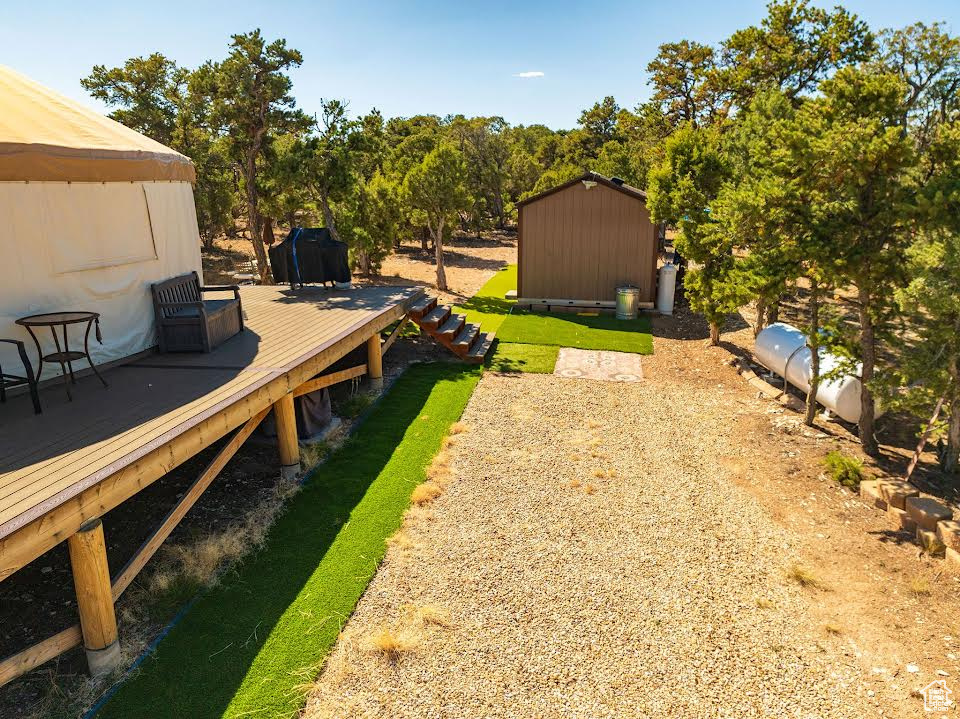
[[494, 194, 506, 230], [244, 149, 271, 285], [754, 296, 767, 338], [946, 361, 960, 475], [767, 298, 780, 326], [946, 395, 960, 475], [804, 280, 820, 427], [420, 227, 429, 252], [262, 217, 275, 246], [357, 250, 371, 276], [318, 190, 341, 243], [857, 285, 879, 455], [434, 218, 447, 291], [709, 321, 720, 346]]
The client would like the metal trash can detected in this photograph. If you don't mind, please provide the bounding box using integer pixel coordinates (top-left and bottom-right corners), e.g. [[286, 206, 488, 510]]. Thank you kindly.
[[616, 285, 640, 320]]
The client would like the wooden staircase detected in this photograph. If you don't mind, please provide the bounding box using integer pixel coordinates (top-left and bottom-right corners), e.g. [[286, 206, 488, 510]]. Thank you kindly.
[[407, 295, 495, 364]]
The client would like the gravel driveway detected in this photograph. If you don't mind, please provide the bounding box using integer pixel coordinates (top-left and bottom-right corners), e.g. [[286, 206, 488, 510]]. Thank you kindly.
[[305, 371, 865, 718]]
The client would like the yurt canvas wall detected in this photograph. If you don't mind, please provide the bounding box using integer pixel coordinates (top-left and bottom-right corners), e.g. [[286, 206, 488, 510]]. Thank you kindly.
[[0, 65, 202, 375], [0, 181, 202, 366]]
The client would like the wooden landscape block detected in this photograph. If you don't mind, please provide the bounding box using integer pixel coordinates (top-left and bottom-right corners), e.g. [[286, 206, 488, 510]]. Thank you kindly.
[[887, 505, 917, 533], [735, 359, 757, 380], [748, 375, 783, 400], [859, 480, 888, 511], [876, 479, 920, 510], [906, 496, 953, 532], [779, 394, 805, 412], [936, 520, 960, 553]]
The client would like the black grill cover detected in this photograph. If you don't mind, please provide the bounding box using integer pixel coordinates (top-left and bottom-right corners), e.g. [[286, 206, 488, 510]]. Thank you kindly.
[[268, 227, 351, 288]]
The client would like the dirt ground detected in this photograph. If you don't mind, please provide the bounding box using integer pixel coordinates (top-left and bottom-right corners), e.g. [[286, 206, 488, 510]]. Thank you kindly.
[[306, 307, 960, 718]]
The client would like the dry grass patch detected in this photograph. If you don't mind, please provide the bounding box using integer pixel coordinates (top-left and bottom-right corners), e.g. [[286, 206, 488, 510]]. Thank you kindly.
[[414, 604, 453, 629], [786, 563, 824, 590], [591, 467, 618, 479], [145, 476, 300, 596], [584, 483, 598, 495], [449, 422, 470, 435], [404, 504, 435, 524], [368, 625, 421, 663], [756, 597, 775, 609], [570, 479, 582, 489], [919, 534, 946, 557], [411, 481, 444, 505], [824, 623, 842, 635], [911, 574, 932, 596], [569, 453, 582, 462], [386, 529, 415, 552]]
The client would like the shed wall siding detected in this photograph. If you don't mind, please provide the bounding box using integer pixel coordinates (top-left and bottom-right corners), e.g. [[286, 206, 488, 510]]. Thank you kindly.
[[519, 182, 656, 303]]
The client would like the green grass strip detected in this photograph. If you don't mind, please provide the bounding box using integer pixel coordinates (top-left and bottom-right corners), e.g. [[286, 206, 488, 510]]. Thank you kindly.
[[496, 310, 653, 354], [99, 363, 481, 719], [485, 342, 559, 374], [455, 264, 516, 333]]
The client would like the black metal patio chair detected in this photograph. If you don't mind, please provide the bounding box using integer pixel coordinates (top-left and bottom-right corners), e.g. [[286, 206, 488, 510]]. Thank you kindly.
[[0, 338, 42, 414]]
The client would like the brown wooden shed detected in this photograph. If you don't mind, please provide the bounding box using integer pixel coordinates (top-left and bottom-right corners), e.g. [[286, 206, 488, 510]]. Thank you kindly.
[[517, 172, 658, 307]]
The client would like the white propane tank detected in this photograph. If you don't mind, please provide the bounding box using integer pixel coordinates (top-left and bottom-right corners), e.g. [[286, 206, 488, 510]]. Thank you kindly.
[[754, 322, 866, 424], [657, 262, 677, 315]]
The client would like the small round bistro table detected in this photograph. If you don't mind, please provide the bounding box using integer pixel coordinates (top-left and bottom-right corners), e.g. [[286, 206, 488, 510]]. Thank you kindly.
[[15, 311, 107, 401]]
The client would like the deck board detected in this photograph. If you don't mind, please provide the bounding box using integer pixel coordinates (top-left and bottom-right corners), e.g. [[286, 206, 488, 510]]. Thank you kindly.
[[0, 284, 420, 544]]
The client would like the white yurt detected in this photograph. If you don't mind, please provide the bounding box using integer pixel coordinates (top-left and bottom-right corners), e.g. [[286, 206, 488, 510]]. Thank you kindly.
[[0, 64, 203, 376]]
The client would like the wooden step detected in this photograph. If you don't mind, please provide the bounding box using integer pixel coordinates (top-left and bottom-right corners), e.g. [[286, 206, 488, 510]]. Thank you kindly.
[[436, 313, 466, 338], [451, 323, 479, 351], [408, 295, 437, 318], [420, 305, 451, 330], [465, 332, 495, 363]]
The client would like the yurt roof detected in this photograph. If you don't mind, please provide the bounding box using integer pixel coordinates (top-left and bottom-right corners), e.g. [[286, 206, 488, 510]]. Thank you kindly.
[[0, 65, 195, 183]]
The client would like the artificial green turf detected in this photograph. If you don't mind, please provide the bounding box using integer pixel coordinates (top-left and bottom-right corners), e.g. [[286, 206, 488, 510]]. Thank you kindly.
[[98, 363, 481, 719], [495, 309, 654, 354], [455, 264, 517, 333], [485, 342, 559, 373]]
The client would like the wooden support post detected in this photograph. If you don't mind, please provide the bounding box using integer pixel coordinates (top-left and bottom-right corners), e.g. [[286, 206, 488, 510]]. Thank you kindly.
[[367, 333, 383, 390], [67, 519, 120, 677], [273, 392, 301, 480]]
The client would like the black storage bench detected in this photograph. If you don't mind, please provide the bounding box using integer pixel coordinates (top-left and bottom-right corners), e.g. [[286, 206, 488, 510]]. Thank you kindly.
[[151, 272, 243, 353]]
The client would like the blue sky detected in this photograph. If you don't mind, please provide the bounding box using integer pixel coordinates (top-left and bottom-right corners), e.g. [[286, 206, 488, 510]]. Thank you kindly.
[[3, 1, 958, 129]]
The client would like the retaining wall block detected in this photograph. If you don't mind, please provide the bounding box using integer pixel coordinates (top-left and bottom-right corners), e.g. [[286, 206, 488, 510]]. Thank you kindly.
[[877, 479, 920, 511], [906, 496, 953, 532], [917, 527, 947, 556], [887, 505, 918, 533], [936, 520, 960, 554], [860, 481, 888, 511]]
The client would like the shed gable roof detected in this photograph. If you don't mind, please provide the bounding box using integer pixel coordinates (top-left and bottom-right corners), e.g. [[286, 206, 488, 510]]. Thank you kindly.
[[516, 171, 646, 208]]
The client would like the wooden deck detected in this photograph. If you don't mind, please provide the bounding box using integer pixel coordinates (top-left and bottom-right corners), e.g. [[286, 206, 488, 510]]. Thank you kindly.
[[0, 284, 422, 581]]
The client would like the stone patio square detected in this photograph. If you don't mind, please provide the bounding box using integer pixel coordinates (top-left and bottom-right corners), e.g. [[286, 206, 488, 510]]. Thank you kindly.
[[553, 347, 644, 382]]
